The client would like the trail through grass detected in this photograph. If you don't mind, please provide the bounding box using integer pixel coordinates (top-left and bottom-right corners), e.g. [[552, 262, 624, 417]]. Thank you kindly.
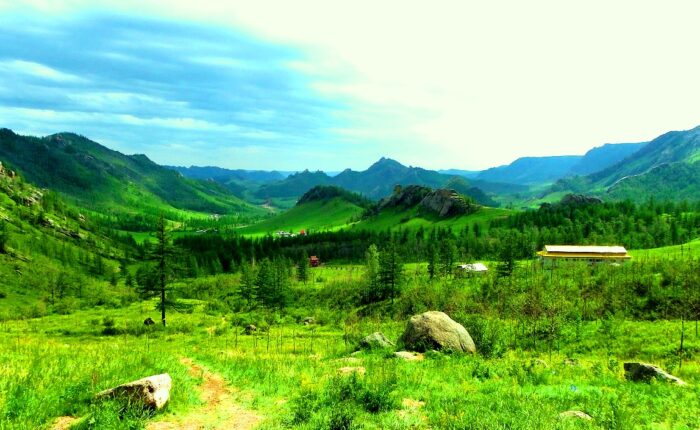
[[146, 357, 262, 430]]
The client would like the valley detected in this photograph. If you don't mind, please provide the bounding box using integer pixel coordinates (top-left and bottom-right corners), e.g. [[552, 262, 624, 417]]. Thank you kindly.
[[1, 125, 700, 429]]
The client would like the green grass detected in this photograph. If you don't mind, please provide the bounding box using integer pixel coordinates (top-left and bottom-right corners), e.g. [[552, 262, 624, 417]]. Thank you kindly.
[[631, 238, 700, 260], [1, 299, 699, 429], [238, 197, 364, 236]]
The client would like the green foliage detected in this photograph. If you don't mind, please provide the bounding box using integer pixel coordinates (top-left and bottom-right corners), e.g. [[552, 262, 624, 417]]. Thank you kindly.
[[0, 220, 8, 253], [297, 252, 310, 284], [297, 185, 372, 208]]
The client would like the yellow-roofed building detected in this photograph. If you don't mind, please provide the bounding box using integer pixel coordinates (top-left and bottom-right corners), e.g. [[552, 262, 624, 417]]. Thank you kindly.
[[537, 245, 631, 263]]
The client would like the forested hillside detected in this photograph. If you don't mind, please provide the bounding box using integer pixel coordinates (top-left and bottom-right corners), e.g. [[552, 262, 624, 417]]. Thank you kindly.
[[0, 129, 262, 216]]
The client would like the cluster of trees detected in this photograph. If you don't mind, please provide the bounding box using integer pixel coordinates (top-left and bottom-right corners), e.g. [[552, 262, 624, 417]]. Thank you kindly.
[[170, 198, 700, 278]]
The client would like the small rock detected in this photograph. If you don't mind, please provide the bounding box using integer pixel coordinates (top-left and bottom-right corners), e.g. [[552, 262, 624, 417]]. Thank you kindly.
[[559, 410, 592, 420], [623, 362, 686, 385], [96, 374, 172, 410], [395, 351, 424, 361], [358, 332, 395, 350], [302, 317, 315, 325], [144, 317, 155, 326], [338, 366, 366, 376], [244, 324, 257, 335]]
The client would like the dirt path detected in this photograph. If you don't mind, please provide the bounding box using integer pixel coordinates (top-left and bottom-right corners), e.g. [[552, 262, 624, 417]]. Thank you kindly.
[[147, 358, 262, 430]]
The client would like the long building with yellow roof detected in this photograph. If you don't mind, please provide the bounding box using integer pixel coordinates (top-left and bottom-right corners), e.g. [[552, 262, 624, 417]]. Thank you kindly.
[[537, 245, 631, 263]]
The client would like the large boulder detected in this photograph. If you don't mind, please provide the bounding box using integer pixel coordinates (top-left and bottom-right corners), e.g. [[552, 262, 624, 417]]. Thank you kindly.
[[623, 362, 686, 385], [96, 373, 172, 409], [401, 311, 476, 353], [358, 332, 395, 350]]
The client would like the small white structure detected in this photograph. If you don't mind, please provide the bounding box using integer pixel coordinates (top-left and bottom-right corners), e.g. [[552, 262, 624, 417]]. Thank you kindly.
[[457, 262, 488, 273]]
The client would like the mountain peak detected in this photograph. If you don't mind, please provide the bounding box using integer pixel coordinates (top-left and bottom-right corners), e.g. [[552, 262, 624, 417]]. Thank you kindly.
[[368, 157, 405, 171]]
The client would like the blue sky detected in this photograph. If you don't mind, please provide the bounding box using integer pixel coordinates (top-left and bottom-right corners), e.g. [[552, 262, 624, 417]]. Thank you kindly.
[[2, 1, 700, 171]]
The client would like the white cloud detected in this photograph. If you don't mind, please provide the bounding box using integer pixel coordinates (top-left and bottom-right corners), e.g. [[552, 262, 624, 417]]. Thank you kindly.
[[0, 60, 83, 83], [3, 0, 700, 170]]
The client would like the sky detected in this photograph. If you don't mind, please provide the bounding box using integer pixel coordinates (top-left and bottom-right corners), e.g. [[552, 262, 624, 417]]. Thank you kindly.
[[1, 1, 700, 171]]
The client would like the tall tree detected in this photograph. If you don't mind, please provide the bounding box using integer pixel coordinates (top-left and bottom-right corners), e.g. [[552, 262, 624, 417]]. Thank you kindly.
[[439, 238, 457, 278], [378, 241, 403, 303], [239, 261, 258, 307], [155, 214, 170, 326], [297, 251, 310, 284], [426, 243, 438, 280], [362, 244, 381, 303]]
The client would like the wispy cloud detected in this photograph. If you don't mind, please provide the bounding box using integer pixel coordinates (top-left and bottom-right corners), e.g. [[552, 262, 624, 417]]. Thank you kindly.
[[0, 13, 351, 169]]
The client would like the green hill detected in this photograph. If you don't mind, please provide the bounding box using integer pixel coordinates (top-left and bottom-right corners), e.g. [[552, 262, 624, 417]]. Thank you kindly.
[[238, 197, 364, 236], [0, 129, 263, 218], [606, 162, 700, 201], [239, 185, 369, 236], [353, 205, 510, 234], [0, 164, 131, 316]]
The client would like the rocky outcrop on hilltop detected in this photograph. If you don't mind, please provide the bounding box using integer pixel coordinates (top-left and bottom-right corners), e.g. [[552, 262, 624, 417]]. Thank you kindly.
[[419, 188, 474, 217]]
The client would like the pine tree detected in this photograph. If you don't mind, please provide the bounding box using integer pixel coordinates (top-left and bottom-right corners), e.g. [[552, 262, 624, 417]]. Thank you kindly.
[[438, 238, 456, 278], [239, 261, 258, 306], [297, 252, 309, 284], [378, 241, 403, 303], [427, 243, 438, 280], [136, 214, 176, 326], [362, 244, 380, 303]]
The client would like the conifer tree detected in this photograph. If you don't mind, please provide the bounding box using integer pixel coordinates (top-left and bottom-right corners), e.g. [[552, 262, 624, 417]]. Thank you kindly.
[[297, 252, 309, 284]]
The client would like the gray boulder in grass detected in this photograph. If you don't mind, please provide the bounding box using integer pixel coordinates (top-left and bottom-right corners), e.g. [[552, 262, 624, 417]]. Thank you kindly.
[[401, 311, 476, 353], [96, 373, 172, 409], [623, 362, 686, 385], [358, 332, 395, 350]]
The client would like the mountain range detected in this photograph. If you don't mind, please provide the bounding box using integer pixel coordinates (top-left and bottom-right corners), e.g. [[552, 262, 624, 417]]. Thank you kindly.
[[2, 122, 700, 220], [474, 142, 645, 185]]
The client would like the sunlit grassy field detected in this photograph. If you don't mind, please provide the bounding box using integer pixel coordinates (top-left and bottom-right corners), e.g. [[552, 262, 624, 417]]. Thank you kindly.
[[2, 290, 699, 429]]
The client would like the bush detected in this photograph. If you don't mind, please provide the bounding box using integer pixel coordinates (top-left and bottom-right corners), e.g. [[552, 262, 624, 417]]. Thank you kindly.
[[455, 313, 507, 358], [101, 316, 119, 336]]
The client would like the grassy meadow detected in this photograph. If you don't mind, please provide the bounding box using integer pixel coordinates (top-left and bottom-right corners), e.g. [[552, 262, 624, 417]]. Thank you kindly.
[[2, 262, 700, 430]]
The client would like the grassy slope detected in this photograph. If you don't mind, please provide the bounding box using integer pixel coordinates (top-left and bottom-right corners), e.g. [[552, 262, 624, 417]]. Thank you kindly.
[[630, 238, 700, 259], [0, 173, 127, 314], [351, 206, 511, 234], [238, 197, 364, 236]]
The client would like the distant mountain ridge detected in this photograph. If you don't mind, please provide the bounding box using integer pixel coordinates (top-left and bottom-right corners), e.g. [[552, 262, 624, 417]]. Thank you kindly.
[[252, 157, 500, 205], [474, 142, 645, 185], [476, 156, 582, 185], [548, 125, 700, 202]]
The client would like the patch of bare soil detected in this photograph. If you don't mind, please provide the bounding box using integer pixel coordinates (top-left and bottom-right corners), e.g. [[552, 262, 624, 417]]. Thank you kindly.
[[51, 416, 79, 430], [147, 358, 262, 430]]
